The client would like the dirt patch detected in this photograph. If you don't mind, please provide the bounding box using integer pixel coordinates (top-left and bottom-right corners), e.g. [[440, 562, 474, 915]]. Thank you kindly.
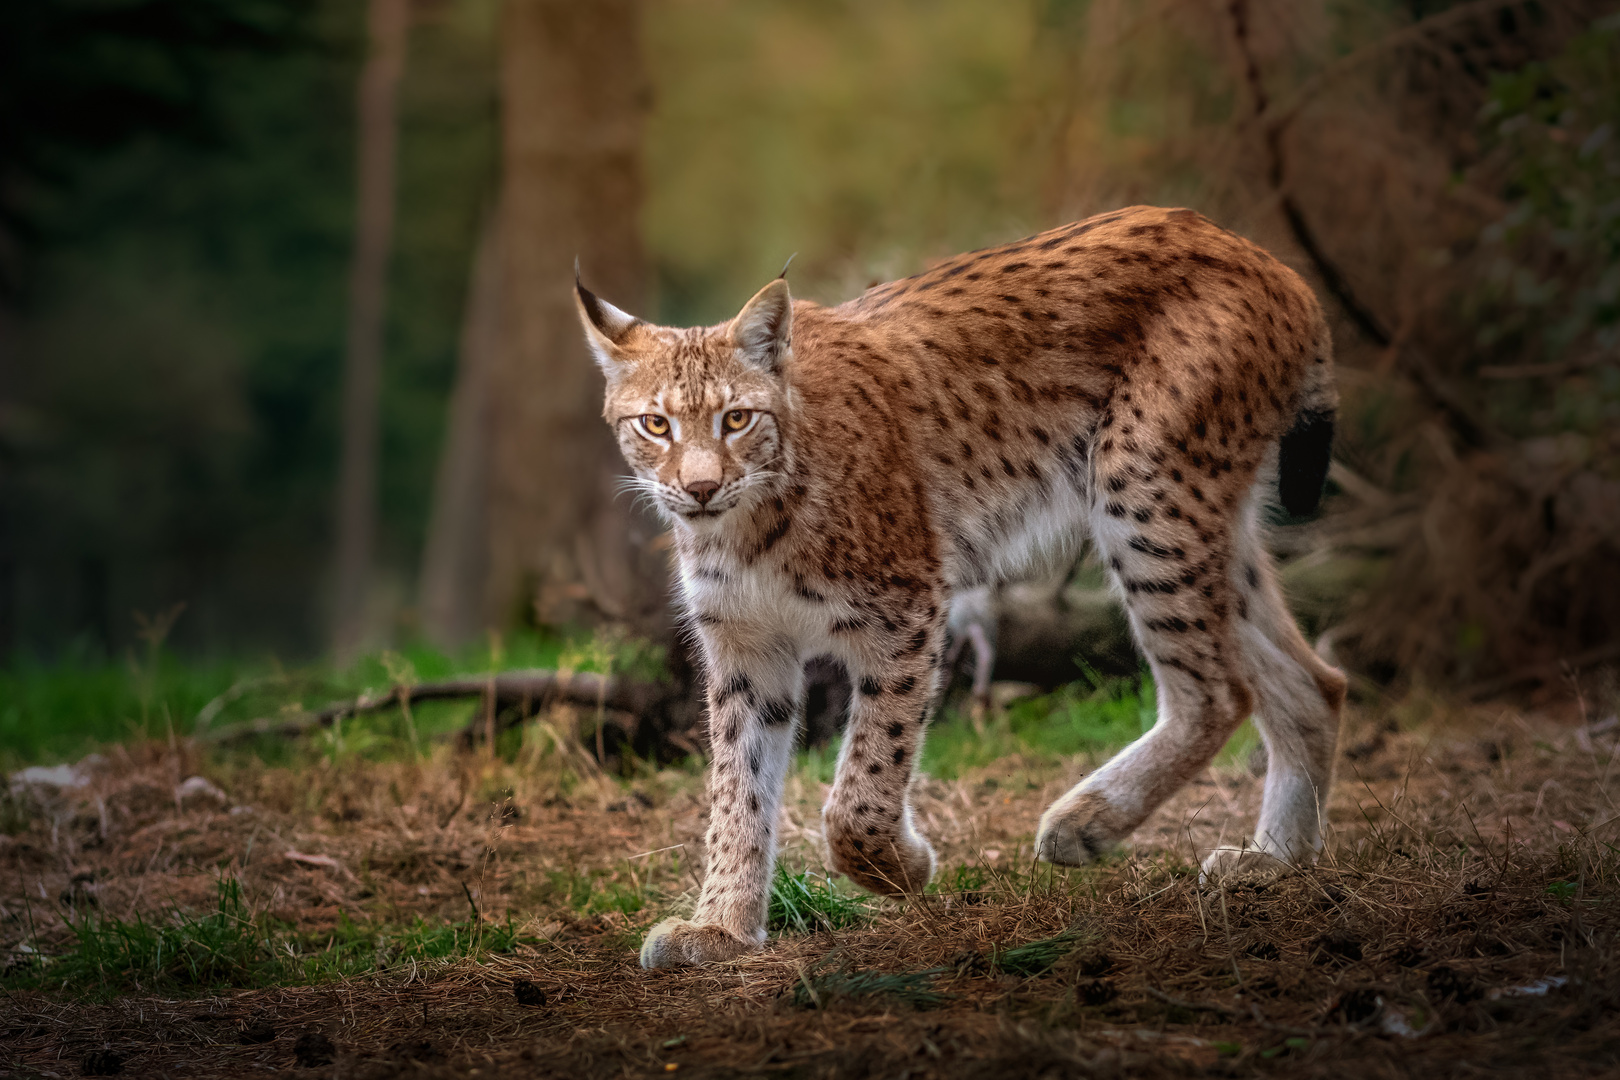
[[2, 703, 1618, 1077]]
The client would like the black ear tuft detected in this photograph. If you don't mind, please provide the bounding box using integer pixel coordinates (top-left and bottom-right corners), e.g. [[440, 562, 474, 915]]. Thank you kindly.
[[572, 265, 642, 371], [577, 279, 610, 335]]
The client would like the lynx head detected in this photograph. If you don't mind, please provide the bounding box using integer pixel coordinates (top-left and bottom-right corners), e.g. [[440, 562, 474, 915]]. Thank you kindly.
[[576, 272, 794, 527]]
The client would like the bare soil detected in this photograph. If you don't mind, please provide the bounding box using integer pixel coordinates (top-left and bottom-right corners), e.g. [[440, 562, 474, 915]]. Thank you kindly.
[[3, 699, 1618, 1079]]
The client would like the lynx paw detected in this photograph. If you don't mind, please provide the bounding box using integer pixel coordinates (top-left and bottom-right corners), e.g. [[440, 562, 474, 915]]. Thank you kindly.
[[639, 918, 760, 969], [830, 832, 936, 895], [1035, 792, 1126, 866], [1198, 845, 1294, 884]]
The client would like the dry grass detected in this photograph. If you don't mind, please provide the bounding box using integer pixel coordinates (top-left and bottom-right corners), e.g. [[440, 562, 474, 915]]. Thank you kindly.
[[3, 698, 1618, 1078]]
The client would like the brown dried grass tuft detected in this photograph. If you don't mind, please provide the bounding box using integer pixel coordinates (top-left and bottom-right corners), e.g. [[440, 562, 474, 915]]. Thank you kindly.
[[3, 700, 1619, 1077]]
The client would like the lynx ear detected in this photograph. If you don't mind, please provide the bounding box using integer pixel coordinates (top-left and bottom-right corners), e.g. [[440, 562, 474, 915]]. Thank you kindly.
[[574, 262, 640, 374], [730, 278, 792, 374]]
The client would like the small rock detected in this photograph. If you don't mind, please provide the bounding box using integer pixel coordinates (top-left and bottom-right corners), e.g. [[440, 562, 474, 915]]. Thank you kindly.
[[1309, 931, 1362, 964], [513, 978, 547, 1007], [1075, 977, 1118, 1006], [81, 1049, 124, 1076], [386, 1039, 441, 1062], [949, 950, 989, 977], [11, 763, 92, 796], [175, 776, 229, 806], [1387, 941, 1426, 968], [293, 1028, 336, 1068], [238, 1015, 278, 1044], [1243, 940, 1280, 961], [1075, 951, 1116, 977], [59, 872, 99, 909], [1331, 986, 1383, 1024], [1427, 964, 1482, 1004]]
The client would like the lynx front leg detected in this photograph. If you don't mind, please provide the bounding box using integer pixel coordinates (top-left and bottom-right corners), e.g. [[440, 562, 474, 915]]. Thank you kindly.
[[640, 651, 802, 969], [823, 616, 945, 895]]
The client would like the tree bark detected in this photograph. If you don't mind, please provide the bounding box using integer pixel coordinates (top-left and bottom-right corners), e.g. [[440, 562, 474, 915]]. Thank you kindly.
[[487, 0, 658, 632], [418, 208, 501, 648], [331, 0, 410, 659]]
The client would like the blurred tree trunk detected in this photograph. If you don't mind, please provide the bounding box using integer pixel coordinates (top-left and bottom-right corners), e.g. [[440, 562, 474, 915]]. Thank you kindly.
[[331, 0, 410, 659], [419, 209, 500, 647], [484, 0, 658, 633]]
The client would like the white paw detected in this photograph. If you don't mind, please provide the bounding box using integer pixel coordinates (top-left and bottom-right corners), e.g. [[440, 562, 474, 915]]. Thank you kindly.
[[639, 918, 761, 969], [1035, 792, 1126, 866], [1198, 845, 1294, 885]]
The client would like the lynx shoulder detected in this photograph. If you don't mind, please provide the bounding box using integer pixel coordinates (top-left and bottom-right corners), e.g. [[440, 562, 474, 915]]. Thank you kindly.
[[575, 205, 1347, 969]]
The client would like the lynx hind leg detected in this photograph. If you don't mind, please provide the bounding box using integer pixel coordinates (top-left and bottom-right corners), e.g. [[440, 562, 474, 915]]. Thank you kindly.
[[1203, 505, 1346, 881], [1037, 464, 1257, 865]]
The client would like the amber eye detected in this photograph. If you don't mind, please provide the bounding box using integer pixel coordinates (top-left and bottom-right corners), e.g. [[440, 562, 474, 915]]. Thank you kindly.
[[723, 409, 753, 432], [640, 414, 670, 437]]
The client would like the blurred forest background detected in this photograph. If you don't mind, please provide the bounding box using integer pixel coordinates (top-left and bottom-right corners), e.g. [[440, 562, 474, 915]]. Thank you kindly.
[[2, 0, 1617, 739]]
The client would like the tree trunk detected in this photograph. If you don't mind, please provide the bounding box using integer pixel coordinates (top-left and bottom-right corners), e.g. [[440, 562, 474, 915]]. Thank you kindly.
[[486, 0, 658, 632], [331, 0, 410, 659], [418, 209, 500, 648]]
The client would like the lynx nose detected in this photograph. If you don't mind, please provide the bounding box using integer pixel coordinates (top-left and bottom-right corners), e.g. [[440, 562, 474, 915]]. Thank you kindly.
[[685, 480, 721, 506]]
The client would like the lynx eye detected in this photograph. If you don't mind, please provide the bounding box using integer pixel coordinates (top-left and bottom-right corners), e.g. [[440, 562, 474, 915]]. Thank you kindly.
[[639, 414, 670, 437], [723, 409, 753, 433]]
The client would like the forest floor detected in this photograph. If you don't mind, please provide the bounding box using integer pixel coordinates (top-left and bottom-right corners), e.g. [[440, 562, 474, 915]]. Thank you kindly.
[[2, 693, 1618, 1079]]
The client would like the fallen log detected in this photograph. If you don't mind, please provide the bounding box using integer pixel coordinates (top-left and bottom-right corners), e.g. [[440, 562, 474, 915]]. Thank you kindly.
[[203, 668, 702, 751]]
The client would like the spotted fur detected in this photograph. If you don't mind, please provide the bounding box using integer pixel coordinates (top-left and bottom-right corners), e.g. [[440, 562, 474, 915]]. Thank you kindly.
[[576, 206, 1348, 969]]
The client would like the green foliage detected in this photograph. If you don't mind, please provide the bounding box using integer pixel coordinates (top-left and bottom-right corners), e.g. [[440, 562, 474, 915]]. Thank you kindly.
[[0, 650, 237, 769], [5, 878, 528, 997], [1478, 17, 1620, 373], [992, 926, 1093, 977], [791, 966, 949, 1010], [921, 676, 1155, 778], [768, 866, 869, 934]]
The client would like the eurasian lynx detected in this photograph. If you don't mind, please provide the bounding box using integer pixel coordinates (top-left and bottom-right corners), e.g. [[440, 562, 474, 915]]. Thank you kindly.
[[575, 206, 1347, 969]]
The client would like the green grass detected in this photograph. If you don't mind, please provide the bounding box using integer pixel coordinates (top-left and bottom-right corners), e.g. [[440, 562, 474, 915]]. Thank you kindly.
[[928, 863, 992, 897], [0, 628, 666, 769], [992, 926, 1095, 977], [768, 866, 870, 934], [791, 966, 950, 1010], [921, 674, 1157, 779], [4, 879, 531, 997]]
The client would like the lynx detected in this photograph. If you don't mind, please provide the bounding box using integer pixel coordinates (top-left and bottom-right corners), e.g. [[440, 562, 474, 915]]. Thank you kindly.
[[575, 206, 1347, 969]]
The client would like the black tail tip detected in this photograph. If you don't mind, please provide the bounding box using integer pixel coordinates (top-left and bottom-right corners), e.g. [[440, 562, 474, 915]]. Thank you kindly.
[[1277, 408, 1335, 517]]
